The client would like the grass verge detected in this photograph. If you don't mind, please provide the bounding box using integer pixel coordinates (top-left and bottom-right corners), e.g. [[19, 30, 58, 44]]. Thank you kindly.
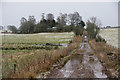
[[89, 39, 119, 78]]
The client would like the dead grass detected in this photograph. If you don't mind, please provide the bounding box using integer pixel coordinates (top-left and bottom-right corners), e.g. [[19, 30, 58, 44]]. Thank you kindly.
[[3, 36, 82, 78], [89, 39, 119, 78]]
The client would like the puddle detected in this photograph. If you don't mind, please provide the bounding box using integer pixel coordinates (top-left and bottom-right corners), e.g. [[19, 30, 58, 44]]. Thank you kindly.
[[80, 42, 84, 49], [82, 44, 107, 78], [45, 35, 108, 78], [59, 38, 108, 78], [59, 54, 84, 78], [36, 43, 68, 47], [60, 60, 73, 77], [88, 55, 107, 78], [60, 43, 68, 47]]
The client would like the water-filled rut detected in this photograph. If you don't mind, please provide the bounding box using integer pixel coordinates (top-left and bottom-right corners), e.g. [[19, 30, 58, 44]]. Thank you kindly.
[[43, 35, 108, 78]]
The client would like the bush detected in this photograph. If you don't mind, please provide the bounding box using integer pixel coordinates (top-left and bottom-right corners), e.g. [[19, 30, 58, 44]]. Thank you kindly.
[[73, 26, 84, 36], [54, 46, 59, 49], [56, 24, 64, 32], [86, 18, 100, 39], [44, 46, 52, 50], [96, 35, 106, 43], [64, 25, 74, 32]]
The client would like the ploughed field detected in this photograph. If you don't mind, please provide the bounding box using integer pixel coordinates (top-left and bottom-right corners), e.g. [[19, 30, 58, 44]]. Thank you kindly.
[[99, 28, 119, 48], [1, 32, 77, 78]]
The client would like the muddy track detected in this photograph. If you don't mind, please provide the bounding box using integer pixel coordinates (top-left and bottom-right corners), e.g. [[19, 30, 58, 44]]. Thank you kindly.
[[46, 34, 108, 78]]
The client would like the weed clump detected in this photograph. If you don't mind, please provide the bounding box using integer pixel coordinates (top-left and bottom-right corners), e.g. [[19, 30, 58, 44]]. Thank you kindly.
[[95, 35, 106, 43], [89, 39, 118, 78]]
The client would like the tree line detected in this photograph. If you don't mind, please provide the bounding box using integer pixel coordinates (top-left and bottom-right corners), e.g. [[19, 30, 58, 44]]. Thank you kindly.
[[7, 12, 85, 35], [7, 12, 102, 39]]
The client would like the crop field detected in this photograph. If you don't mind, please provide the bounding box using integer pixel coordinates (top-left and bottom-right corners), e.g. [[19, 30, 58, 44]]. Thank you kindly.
[[2, 32, 74, 44], [1, 32, 80, 78], [2, 32, 75, 60], [2, 32, 74, 51], [99, 28, 119, 48]]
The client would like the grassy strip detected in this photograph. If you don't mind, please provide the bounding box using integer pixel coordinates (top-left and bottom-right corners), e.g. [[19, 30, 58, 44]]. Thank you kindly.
[[89, 39, 119, 78]]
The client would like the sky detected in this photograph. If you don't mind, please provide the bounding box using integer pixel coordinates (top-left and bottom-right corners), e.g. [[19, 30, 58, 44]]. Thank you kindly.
[[1, 2, 119, 28], [118, 1, 120, 26]]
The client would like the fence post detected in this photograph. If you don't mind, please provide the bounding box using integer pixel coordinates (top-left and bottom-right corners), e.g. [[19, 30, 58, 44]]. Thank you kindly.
[[14, 63, 17, 74], [44, 54, 46, 63], [11, 55, 12, 61]]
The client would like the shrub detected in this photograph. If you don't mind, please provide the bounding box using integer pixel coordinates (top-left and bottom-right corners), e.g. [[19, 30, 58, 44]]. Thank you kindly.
[[54, 46, 58, 49], [73, 26, 84, 36], [96, 35, 106, 43]]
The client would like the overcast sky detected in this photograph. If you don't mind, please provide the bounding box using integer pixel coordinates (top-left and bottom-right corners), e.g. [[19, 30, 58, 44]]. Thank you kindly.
[[2, 2, 118, 28]]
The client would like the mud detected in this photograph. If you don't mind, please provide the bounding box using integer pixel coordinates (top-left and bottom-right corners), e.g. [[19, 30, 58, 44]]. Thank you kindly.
[[43, 34, 108, 78]]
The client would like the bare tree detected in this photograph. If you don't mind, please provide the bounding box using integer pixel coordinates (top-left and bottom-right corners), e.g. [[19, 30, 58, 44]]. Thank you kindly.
[[19, 16, 36, 34], [41, 13, 45, 20], [86, 17, 101, 38], [57, 13, 67, 25], [89, 17, 97, 24], [57, 16, 61, 24], [20, 17, 27, 25], [28, 16, 36, 24], [73, 12, 82, 26], [68, 12, 82, 26], [0, 26, 3, 31], [68, 13, 74, 25], [7, 25, 17, 33], [46, 13, 54, 21], [88, 17, 102, 28], [96, 19, 102, 28]]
